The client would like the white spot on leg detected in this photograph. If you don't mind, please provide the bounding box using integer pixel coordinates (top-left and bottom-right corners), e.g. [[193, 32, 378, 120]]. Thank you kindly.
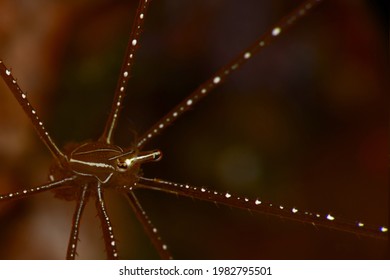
[[380, 227, 388, 232], [292, 208, 298, 213], [132, 39, 137, 46], [5, 69, 11, 75], [123, 72, 128, 78], [255, 199, 261, 205], [272, 27, 281, 36], [186, 99, 193, 106], [326, 214, 335, 221], [244, 52, 251, 59], [225, 193, 231, 198], [213, 76, 221, 84]]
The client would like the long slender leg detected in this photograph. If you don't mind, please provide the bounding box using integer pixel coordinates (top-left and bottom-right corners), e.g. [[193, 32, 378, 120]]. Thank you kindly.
[[66, 185, 90, 260], [0, 176, 76, 202], [135, 177, 388, 241], [137, 0, 325, 148], [0, 60, 66, 166], [120, 186, 172, 259], [95, 181, 118, 259], [100, 0, 152, 144]]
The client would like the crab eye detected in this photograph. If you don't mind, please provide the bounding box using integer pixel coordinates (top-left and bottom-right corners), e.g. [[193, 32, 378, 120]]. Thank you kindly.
[[116, 160, 128, 172], [151, 150, 162, 161]]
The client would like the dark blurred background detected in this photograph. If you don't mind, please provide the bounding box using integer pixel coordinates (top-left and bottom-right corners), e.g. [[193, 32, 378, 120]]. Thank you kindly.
[[0, 0, 388, 259]]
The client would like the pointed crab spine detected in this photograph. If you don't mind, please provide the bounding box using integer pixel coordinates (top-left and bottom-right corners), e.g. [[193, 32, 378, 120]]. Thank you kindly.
[[100, 0, 152, 144], [0, 60, 67, 166], [136, 177, 388, 241], [137, 0, 325, 149]]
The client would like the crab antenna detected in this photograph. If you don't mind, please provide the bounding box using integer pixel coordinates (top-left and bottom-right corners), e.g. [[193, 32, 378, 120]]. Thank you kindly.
[[0, 61, 67, 166], [137, 0, 324, 149], [100, 0, 151, 144]]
